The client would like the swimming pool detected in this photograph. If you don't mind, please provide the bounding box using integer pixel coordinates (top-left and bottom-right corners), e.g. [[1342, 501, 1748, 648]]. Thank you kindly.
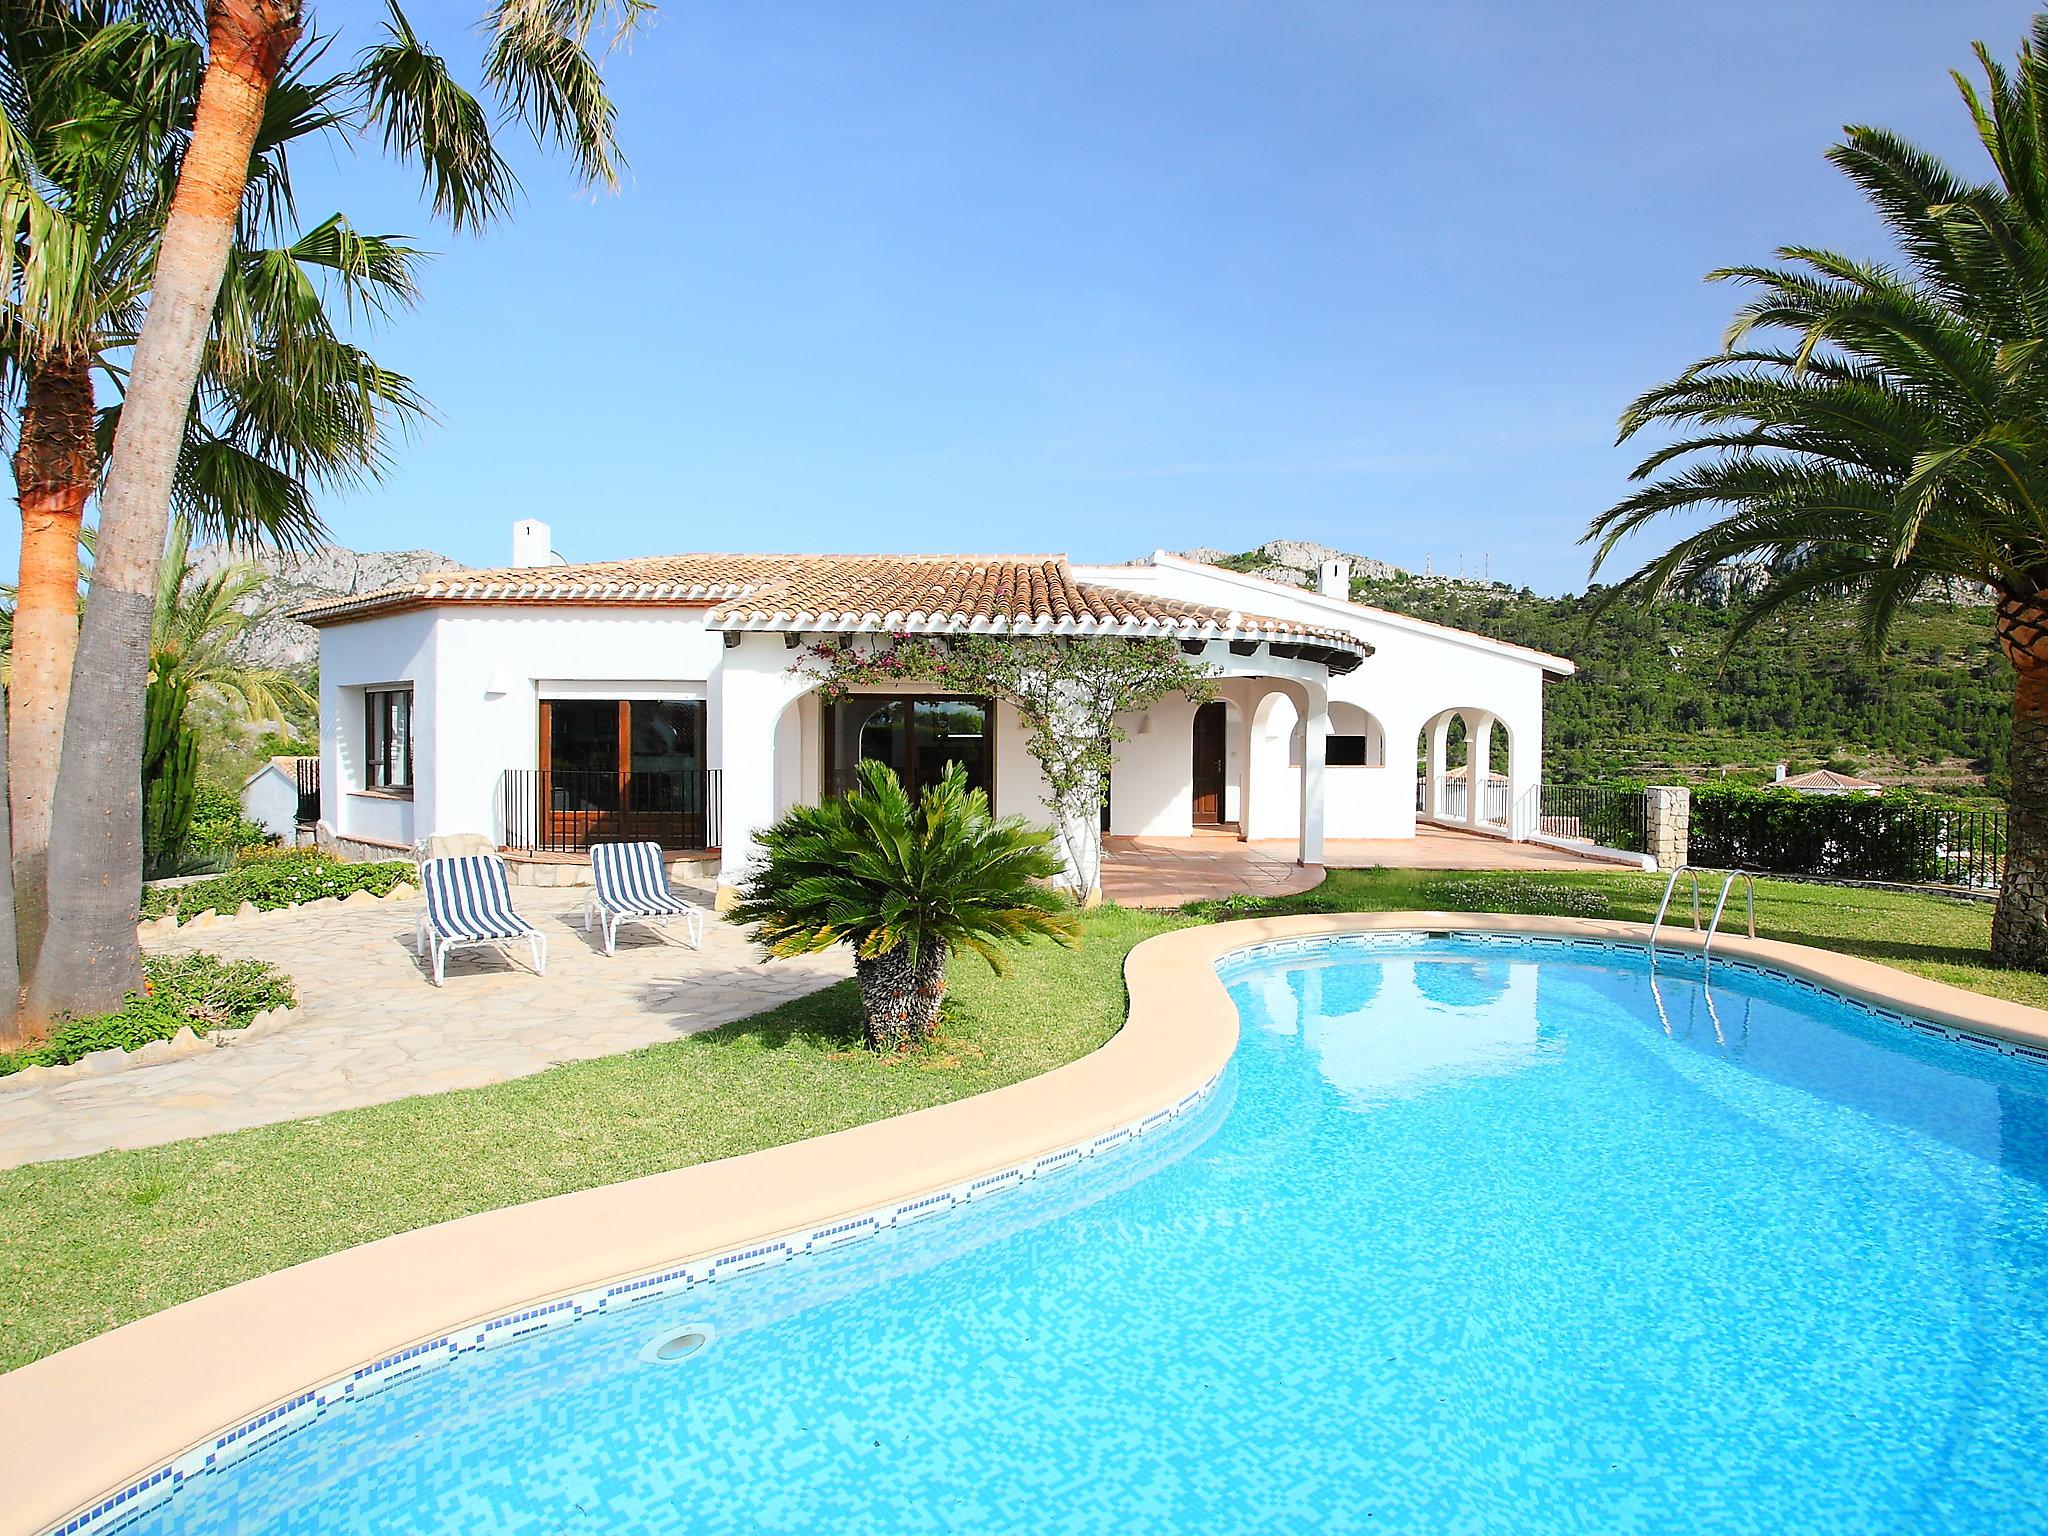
[[66, 935, 2048, 1534]]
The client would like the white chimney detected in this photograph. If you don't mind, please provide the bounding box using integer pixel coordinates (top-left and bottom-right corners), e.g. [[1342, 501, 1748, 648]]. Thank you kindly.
[[511, 518, 556, 569], [1318, 557, 1352, 599], [1774, 763, 1787, 782]]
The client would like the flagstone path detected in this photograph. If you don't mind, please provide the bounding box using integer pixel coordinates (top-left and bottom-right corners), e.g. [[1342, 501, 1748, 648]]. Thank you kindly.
[[0, 885, 848, 1170]]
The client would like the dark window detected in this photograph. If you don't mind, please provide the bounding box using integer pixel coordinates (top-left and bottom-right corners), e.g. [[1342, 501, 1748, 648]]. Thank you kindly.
[[1325, 734, 1370, 767], [827, 694, 992, 799], [365, 687, 413, 791]]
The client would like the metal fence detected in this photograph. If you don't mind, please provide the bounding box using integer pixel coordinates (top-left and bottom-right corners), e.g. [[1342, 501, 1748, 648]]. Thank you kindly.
[[500, 768, 722, 854], [1689, 795, 2005, 890], [1526, 783, 1650, 854], [293, 757, 320, 825]]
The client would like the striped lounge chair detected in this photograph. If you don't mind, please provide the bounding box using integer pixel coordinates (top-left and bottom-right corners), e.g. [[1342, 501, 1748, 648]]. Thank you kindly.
[[416, 854, 548, 985], [583, 841, 707, 956]]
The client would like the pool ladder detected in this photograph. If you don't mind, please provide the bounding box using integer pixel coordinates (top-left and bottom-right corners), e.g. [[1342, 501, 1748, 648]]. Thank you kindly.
[[1649, 865, 1756, 970]]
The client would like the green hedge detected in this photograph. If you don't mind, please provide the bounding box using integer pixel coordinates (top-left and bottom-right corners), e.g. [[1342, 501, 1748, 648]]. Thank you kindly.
[[1687, 785, 2004, 885], [0, 952, 296, 1077], [140, 850, 413, 922]]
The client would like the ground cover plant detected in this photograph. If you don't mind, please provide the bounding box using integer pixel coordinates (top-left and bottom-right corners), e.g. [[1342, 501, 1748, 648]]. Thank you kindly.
[[0, 952, 294, 1078], [139, 851, 413, 923]]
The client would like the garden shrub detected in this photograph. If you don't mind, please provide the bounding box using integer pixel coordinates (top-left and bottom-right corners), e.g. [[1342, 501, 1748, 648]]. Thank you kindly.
[[140, 850, 413, 921], [0, 952, 296, 1076], [1416, 874, 1613, 918], [186, 782, 277, 859], [1686, 785, 1978, 883]]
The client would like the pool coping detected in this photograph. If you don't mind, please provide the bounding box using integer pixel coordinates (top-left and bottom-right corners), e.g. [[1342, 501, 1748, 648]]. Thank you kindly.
[[10, 911, 2048, 1536]]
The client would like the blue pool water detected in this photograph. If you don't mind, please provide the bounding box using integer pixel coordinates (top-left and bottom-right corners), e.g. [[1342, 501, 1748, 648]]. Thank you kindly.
[[100, 938, 2048, 1535]]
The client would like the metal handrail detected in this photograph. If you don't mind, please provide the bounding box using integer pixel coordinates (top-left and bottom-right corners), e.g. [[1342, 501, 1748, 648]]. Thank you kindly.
[[1651, 863, 1758, 972], [1704, 869, 1757, 960], [1649, 864, 1707, 953]]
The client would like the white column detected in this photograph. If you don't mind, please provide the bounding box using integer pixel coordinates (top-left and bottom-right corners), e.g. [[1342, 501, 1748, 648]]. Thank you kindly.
[[1425, 714, 1452, 820], [712, 638, 815, 908], [1464, 713, 1494, 829], [1298, 682, 1329, 866]]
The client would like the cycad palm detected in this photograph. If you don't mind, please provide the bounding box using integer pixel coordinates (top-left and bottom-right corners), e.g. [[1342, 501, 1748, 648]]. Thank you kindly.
[[731, 759, 1081, 1052], [1, 5, 424, 974], [1585, 16, 2048, 969]]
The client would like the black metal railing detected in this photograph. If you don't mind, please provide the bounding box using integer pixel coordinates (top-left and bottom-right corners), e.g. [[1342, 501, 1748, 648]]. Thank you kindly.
[[294, 757, 320, 825], [1690, 794, 2005, 890], [1532, 783, 1649, 854], [500, 768, 722, 854]]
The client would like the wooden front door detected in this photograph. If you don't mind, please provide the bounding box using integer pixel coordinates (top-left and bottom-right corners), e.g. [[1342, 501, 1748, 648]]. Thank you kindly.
[[1192, 701, 1227, 825]]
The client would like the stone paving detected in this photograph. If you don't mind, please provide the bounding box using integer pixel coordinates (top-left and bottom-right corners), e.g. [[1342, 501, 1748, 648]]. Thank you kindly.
[[0, 885, 848, 1170]]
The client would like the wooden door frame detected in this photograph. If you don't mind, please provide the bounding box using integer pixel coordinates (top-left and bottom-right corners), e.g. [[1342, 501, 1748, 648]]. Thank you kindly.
[[1192, 699, 1229, 827]]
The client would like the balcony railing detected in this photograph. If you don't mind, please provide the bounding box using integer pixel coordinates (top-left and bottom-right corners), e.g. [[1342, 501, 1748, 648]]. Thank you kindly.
[[500, 768, 721, 854], [1429, 773, 1510, 827]]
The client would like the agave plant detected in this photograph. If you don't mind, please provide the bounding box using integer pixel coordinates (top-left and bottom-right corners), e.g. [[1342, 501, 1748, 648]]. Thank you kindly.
[[730, 759, 1080, 1053]]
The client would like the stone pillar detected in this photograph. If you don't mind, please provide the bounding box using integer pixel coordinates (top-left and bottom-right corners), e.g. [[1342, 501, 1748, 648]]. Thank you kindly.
[[1645, 785, 1691, 870]]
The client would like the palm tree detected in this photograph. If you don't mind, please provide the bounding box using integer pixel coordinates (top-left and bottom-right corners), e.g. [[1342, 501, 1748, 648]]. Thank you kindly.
[[141, 518, 305, 875], [1584, 16, 2048, 971], [17, 0, 643, 1028], [731, 760, 1081, 1052], [152, 517, 308, 727], [1, 6, 425, 984]]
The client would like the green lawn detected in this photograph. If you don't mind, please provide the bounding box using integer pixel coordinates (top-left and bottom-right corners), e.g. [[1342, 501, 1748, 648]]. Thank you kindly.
[[0, 870, 2032, 1373]]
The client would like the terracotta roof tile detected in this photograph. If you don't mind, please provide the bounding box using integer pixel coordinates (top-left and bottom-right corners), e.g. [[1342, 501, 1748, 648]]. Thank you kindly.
[[289, 552, 1365, 651]]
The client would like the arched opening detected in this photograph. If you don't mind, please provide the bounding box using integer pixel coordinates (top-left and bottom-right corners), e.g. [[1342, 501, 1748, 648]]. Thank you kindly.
[[1325, 702, 1384, 768], [1245, 689, 1302, 842], [1416, 707, 1513, 829], [771, 691, 821, 817]]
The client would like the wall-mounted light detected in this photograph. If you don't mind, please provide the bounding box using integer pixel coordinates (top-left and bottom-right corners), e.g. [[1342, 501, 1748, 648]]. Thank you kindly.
[[723, 631, 742, 649], [783, 631, 803, 649], [484, 669, 514, 698], [1137, 711, 1154, 736]]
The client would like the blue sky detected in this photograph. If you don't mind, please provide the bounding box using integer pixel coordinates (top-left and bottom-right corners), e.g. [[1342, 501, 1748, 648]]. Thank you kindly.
[[208, 3, 2048, 589]]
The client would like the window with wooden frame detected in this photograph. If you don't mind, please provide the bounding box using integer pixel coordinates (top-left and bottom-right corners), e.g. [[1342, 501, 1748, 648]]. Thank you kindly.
[[365, 687, 414, 792]]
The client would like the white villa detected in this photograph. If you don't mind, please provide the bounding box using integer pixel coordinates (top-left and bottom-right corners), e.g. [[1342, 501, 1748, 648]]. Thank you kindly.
[[294, 522, 1574, 896]]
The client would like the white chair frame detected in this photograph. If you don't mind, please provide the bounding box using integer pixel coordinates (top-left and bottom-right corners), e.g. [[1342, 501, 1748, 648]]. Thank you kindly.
[[414, 855, 549, 986], [582, 842, 708, 956]]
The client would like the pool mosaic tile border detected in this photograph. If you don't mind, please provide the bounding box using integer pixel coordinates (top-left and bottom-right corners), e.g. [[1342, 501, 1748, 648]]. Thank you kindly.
[[43, 1068, 1225, 1536], [1215, 929, 2048, 1064]]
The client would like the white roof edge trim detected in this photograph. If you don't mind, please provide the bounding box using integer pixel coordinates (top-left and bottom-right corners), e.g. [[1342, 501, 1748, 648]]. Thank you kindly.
[[1086, 552, 1575, 675]]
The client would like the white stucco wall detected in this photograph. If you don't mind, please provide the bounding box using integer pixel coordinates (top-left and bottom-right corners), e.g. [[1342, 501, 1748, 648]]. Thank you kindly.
[[1076, 555, 1563, 842], [311, 551, 1567, 877], [317, 609, 438, 850], [240, 766, 300, 841]]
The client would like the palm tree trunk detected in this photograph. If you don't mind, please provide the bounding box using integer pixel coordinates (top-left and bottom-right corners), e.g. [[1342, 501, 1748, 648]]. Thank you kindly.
[[9, 349, 96, 990], [1992, 599, 2048, 969], [853, 944, 948, 1052], [0, 689, 21, 1047], [21, 1, 300, 1027]]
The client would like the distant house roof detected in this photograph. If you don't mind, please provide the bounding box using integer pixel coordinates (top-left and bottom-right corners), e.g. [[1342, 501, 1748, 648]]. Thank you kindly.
[[1777, 768, 1885, 794], [288, 552, 1369, 653], [242, 754, 313, 789]]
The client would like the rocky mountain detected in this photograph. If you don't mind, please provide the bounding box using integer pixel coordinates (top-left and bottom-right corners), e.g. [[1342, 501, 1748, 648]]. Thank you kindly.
[[1174, 539, 1478, 590], [190, 543, 468, 668]]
